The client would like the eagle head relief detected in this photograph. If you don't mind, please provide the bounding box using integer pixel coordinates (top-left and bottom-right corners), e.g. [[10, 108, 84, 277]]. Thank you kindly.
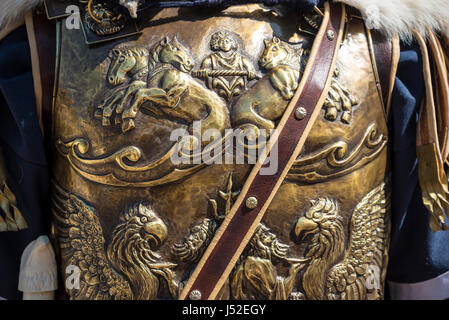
[[294, 198, 345, 300], [107, 202, 171, 300], [294, 182, 390, 300], [52, 183, 180, 300]]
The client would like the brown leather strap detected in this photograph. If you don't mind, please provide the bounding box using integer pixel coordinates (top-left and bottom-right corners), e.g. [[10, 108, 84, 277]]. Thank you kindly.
[[29, 9, 57, 145], [179, 1, 345, 300], [367, 30, 393, 109], [372, 31, 393, 107]]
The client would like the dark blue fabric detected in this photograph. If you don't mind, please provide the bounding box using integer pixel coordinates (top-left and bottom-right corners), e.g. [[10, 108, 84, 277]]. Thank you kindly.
[[0, 26, 50, 300], [387, 42, 449, 284]]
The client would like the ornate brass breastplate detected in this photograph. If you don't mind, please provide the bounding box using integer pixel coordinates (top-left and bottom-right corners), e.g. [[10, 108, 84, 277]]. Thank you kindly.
[[51, 4, 390, 300]]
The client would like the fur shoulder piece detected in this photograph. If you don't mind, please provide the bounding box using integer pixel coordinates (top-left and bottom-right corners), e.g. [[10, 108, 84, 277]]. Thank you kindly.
[[336, 0, 449, 41], [0, 0, 43, 28], [1, 0, 449, 41]]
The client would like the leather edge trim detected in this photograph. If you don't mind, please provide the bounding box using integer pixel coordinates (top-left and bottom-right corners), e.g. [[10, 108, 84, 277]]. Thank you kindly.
[[385, 34, 400, 119], [365, 26, 385, 109], [25, 11, 44, 136], [415, 31, 440, 149]]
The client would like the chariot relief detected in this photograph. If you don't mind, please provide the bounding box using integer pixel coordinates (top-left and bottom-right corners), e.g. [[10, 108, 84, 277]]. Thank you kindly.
[[194, 31, 258, 103], [95, 36, 230, 137], [52, 6, 390, 300]]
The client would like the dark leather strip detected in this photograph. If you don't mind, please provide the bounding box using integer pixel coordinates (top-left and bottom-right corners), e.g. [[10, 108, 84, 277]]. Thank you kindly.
[[32, 9, 56, 147], [183, 2, 343, 300], [372, 30, 393, 107]]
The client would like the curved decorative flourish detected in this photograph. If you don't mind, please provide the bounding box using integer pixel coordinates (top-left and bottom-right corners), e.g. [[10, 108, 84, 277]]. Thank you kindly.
[[55, 129, 262, 187], [56, 137, 205, 187], [287, 123, 387, 184]]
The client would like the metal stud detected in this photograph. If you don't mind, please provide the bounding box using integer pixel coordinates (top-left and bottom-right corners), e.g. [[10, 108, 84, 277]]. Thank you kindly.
[[295, 107, 307, 120], [189, 290, 202, 300], [326, 30, 335, 41], [245, 196, 258, 209]]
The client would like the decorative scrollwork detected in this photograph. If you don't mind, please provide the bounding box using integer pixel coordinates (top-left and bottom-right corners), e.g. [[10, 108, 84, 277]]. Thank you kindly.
[[54, 137, 209, 187], [287, 123, 387, 184]]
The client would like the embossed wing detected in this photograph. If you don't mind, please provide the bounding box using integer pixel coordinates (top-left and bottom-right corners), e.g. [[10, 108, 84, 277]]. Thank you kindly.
[[294, 181, 390, 300], [52, 184, 132, 300], [52, 183, 179, 300], [326, 182, 390, 300]]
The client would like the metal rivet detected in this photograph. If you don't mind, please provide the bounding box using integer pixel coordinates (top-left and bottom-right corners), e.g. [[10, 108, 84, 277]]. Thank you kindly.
[[246, 196, 258, 209], [326, 30, 335, 41], [295, 107, 307, 120], [189, 290, 202, 300]]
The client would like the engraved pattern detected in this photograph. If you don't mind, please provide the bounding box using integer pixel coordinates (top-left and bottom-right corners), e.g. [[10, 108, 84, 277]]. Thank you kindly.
[[51, 8, 391, 300]]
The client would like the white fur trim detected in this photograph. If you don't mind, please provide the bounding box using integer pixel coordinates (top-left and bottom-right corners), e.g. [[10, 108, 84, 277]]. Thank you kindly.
[[336, 0, 449, 41], [1, 0, 449, 42], [0, 0, 42, 29]]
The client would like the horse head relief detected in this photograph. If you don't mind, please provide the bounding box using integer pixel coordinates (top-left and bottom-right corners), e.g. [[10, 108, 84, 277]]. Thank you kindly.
[[96, 36, 230, 139], [230, 37, 309, 131]]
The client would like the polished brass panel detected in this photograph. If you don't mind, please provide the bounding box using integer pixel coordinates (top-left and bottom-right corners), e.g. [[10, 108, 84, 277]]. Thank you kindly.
[[51, 5, 390, 299]]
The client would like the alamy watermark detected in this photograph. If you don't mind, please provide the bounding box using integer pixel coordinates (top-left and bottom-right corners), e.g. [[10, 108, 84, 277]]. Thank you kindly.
[[169, 121, 279, 175], [65, 265, 80, 290], [65, 5, 81, 30], [365, 264, 381, 291]]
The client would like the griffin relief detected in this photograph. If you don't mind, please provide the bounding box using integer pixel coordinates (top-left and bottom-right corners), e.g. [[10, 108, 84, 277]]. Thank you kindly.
[[294, 181, 390, 300], [52, 182, 180, 300]]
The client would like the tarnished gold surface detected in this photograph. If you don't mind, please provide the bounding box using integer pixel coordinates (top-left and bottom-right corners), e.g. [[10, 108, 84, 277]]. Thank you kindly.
[[51, 5, 390, 299]]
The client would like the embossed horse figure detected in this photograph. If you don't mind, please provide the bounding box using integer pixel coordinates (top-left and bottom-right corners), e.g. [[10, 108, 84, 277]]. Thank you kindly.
[[96, 36, 230, 138], [231, 36, 307, 131], [230, 36, 358, 131]]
